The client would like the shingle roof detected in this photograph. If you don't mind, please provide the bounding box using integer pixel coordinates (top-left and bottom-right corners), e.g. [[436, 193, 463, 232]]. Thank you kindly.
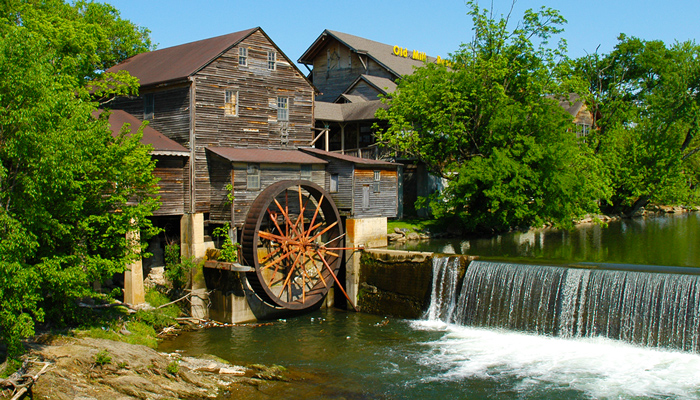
[[336, 74, 397, 103], [101, 110, 189, 155], [299, 147, 398, 168], [298, 30, 437, 78], [314, 100, 387, 122], [207, 147, 327, 164], [108, 28, 257, 86]]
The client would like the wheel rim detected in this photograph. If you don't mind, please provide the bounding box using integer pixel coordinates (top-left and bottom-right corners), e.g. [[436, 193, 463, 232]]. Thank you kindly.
[[241, 180, 344, 310]]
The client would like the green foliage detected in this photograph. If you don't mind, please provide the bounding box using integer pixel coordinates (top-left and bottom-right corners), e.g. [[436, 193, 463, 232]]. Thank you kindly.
[[0, 1, 155, 356], [212, 223, 240, 263], [377, 2, 607, 232], [166, 360, 180, 375], [93, 349, 112, 366], [1, 358, 22, 379], [575, 37, 700, 214], [163, 244, 195, 290]]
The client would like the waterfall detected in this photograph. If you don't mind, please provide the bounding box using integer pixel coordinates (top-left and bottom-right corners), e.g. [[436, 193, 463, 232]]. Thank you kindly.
[[427, 258, 700, 352]]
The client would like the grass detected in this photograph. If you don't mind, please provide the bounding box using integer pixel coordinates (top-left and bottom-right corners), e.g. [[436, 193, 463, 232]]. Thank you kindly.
[[74, 288, 182, 349], [387, 218, 442, 235]]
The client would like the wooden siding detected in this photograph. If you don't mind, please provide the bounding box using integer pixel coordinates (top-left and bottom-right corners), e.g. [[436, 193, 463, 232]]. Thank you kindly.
[[230, 163, 325, 227], [192, 30, 316, 214], [152, 156, 187, 216], [352, 169, 398, 218], [324, 161, 354, 213], [311, 39, 394, 102], [110, 85, 191, 148]]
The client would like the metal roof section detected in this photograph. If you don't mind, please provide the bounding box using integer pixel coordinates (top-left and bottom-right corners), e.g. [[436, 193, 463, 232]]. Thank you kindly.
[[314, 100, 387, 123], [298, 29, 438, 78], [299, 147, 398, 168], [107, 27, 316, 91], [108, 28, 257, 86], [207, 147, 327, 164], [101, 109, 189, 156]]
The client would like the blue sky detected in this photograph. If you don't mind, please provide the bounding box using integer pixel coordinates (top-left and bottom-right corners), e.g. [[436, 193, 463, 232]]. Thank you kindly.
[[108, 0, 699, 67]]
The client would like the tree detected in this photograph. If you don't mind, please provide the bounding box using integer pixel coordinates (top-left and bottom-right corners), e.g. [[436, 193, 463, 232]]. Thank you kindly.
[[575, 37, 700, 215], [0, 1, 157, 356], [377, 2, 608, 232]]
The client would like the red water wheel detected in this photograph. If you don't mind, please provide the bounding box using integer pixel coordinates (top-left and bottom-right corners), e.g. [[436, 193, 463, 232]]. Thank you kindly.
[[241, 180, 346, 310]]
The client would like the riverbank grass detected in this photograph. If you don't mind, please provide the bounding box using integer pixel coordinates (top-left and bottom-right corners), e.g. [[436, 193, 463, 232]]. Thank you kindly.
[[73, 289, 181, 349], [387, 218, 443, 235]]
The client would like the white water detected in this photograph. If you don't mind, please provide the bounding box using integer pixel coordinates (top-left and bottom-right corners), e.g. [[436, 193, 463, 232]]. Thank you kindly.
[[416, 257, 700, 399], [411, 320, 700, 399]]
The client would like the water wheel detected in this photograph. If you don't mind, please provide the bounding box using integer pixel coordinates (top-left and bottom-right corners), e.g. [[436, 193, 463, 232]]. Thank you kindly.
[[240, 180, 345, 310]]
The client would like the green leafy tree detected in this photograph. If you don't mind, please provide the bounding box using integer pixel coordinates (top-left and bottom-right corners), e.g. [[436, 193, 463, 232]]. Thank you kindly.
[[575, 37, 700, 214], [0, 1, 157, 356], [377, 2, 608, 232]]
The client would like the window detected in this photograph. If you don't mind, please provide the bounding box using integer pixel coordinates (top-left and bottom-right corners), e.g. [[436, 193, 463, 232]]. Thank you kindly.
[[239, 47, 248, 66], [362, 185, 370, 210], [301, 164, 312, 180], [247, 163, 260, 190], [330, 174, 339, 193], [277, 97, 288, 121], [224, 90, 238, 116], [373, 170, 381, 193], [267, 51, 276, 70], [144, 93, 154, 120], [575, 123, 590, 139]]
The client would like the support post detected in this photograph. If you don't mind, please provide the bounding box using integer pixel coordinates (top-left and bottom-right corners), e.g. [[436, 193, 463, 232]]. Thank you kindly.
[[344, 217, 388, 308], [180, 213, 212, 319], [124, 223, 145, 306]]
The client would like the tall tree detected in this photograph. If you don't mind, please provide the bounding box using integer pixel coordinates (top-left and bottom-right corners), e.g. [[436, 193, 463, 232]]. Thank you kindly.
[[0, 1, 157, 356], [377, 2, 608, 232], [576, 37, 700, 214]]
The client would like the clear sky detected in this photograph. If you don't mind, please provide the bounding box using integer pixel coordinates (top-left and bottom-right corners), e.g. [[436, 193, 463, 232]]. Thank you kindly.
[[108, 0, 699, 68]]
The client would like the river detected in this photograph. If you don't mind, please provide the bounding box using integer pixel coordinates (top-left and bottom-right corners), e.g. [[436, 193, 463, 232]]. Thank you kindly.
[[159, 213, 700, 399]]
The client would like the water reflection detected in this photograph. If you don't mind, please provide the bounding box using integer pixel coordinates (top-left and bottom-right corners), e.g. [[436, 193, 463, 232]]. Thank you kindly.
[[390, 213, 700, 267]]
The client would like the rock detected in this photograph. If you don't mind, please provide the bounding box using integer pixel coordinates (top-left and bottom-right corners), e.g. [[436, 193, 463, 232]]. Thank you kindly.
[[144, 266, 166, 288], [406, 232, 420, 241], [393, 227, 404, 235], [387, 233, 405, 241], [219, 366, 246, 375], [26, 337, 275, 400], [360, 282, 378, 294]]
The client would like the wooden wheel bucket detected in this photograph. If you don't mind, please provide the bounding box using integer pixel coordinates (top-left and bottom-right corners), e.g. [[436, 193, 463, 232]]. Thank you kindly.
[[240, 180, 345, 310]]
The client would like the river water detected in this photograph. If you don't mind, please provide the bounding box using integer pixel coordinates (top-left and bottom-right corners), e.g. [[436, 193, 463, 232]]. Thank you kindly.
[[390, 212, 700, 267], [159, 213, 700, 399]]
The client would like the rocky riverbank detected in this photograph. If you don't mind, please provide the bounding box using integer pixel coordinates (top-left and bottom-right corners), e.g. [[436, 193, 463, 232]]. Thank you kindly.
[[3, 336, 300, 400]]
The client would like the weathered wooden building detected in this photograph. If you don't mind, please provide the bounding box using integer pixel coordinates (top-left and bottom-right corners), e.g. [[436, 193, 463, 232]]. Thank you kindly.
[[107, 27, 320, 238], [103, 110, 190, 216], [107, 27, 400, 257], [300, 147, 398, 218]]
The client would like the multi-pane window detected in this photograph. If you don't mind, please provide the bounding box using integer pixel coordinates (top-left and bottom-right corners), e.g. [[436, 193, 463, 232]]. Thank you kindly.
[[144, 93, 154, 120], [239, 47, 248, 66], [267, 51, 276, 70], [300, 164, 312, 180], [247, 163, 260, 190], [373, 170, 381, 193], [224, 90, 237, 116], [277, 97, 288, 121]]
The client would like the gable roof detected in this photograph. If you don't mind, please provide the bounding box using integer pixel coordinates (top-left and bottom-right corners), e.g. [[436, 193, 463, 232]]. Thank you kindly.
[[108, 28, 257, 86], [299, 147, 398, 169], [108, 27, 316, 90], [207, 147, 327, 165], [298, 30, 438, 78], [101, 110, 189, 156], [336, 74, 397, 102]]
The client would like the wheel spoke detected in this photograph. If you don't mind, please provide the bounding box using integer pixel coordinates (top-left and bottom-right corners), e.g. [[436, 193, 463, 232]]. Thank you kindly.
[[315, 249, 358, 311]]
